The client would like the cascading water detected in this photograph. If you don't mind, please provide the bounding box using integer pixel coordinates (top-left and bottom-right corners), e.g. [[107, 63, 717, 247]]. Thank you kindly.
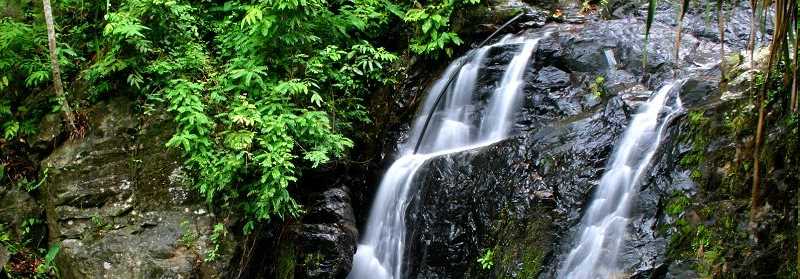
[[348, 33, 547, 279], [558, 80, 685, 279]]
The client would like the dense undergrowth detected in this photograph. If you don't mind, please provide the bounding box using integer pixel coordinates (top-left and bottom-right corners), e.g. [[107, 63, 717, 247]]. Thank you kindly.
[[0, 0, 480, 275]]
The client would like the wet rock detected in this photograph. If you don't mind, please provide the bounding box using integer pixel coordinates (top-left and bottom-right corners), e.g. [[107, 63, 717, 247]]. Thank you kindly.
[[392, 4, 761, 276], [535, 66, 570, 88], [297, 187, 358, 279], [404, 87, 632, 278], [272, 182, 358, 279], [41, 97, 234, 279], [679, 78, 721, 108], [341, 0, 766, 277], [663, 260, 698, 279]]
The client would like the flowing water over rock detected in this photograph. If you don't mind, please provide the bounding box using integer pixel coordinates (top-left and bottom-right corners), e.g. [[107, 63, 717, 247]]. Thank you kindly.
[[348, 33, 547, 279], [558, 80, 685, 279], [350, 2, 765, 276]]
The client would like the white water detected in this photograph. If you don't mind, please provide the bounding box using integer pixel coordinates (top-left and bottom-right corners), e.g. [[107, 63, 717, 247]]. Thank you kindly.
[[604, 49, 618, 68], [348, 34, 546, 279], [558, 80, 685, 279]]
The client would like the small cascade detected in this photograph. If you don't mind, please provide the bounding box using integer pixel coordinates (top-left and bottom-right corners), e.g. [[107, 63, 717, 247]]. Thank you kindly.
[[558, 80, 685, 279], [603, 49, 618, 69], [348, 34, 547, 279], [479, 36, 539, 141]]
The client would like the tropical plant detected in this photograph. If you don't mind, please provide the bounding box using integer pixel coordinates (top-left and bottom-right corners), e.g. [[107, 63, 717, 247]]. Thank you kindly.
[[477, 248, 494, 270], [404, 0, 479, 56]]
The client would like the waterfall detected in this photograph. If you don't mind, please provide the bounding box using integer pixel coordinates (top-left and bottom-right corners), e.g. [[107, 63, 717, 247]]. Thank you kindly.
[[348, 34, 547, 279], [603, 49, 617, 69], [558, 80, 685, 279]]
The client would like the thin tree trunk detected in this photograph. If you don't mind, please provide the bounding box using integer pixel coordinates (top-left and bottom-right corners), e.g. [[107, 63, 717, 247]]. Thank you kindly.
[[748, 0, 757, 62], [750, 89, 766, 221], [42, 0, 76, 130], [718, 0, 728, 90], [792, 19, 798, 112], [673, 0, 688, 64], [751, 0, 789, 225]]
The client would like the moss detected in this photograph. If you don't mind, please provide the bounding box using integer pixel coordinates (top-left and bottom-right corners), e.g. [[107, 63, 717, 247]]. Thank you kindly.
[[516, 222, 547, 278], [276, 240, 295, 279], [485, 208, 552, 278], [679, 110, 712, 182], [665, 195, 748, 277], [302, 252, 323, 269]]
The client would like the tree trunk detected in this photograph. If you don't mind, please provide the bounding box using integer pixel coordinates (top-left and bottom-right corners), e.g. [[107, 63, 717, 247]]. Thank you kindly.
[[747, 0, 757, 62], [673, 0, 688, 64], [42, 0, 76, 130], [750, 90, 766, 222], [750, 0, 789, 226], [792, 24, 798, 112], [718, 0, 728, 91]]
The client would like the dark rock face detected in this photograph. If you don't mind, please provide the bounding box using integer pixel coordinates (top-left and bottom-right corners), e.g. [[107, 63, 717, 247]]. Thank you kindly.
[[40, 97, 234, 279], [291, 186, 359, 279], [404, 95, 629, 278], [393, 4, 754, 278]]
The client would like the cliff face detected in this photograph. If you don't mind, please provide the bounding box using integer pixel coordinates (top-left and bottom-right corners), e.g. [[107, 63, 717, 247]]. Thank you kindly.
[[351, 0, 797, 278], [37, 97, 235, 278]]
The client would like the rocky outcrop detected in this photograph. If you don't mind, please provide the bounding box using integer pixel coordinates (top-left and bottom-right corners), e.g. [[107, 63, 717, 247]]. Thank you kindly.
[[40, 97, 234, 279], [396, 4, 756, 277]]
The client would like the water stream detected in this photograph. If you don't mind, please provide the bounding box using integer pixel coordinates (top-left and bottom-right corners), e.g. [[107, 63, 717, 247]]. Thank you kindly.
[[557, 80, 685, 279], [348, 33, 547, 279]]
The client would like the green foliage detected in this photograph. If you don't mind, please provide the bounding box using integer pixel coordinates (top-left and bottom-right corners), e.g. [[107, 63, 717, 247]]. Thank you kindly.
[[589, 75, 605, 98], [34, 244, 60, 278], [477, 248, 494, 270], [0, 18, 52, 141], [204, 222, 226, 262], [178, 220, 198, 247], [276, 241, 296, 279], [667, 197, 748, 278], [666, 192, 691, 217], [90, 213, 107, 229], [12, 169, 49, 193], [0, 0, 477, 235], [404, 0, 478, 56], [0, 224, 19, 253], [1, 220, 59, 278]]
